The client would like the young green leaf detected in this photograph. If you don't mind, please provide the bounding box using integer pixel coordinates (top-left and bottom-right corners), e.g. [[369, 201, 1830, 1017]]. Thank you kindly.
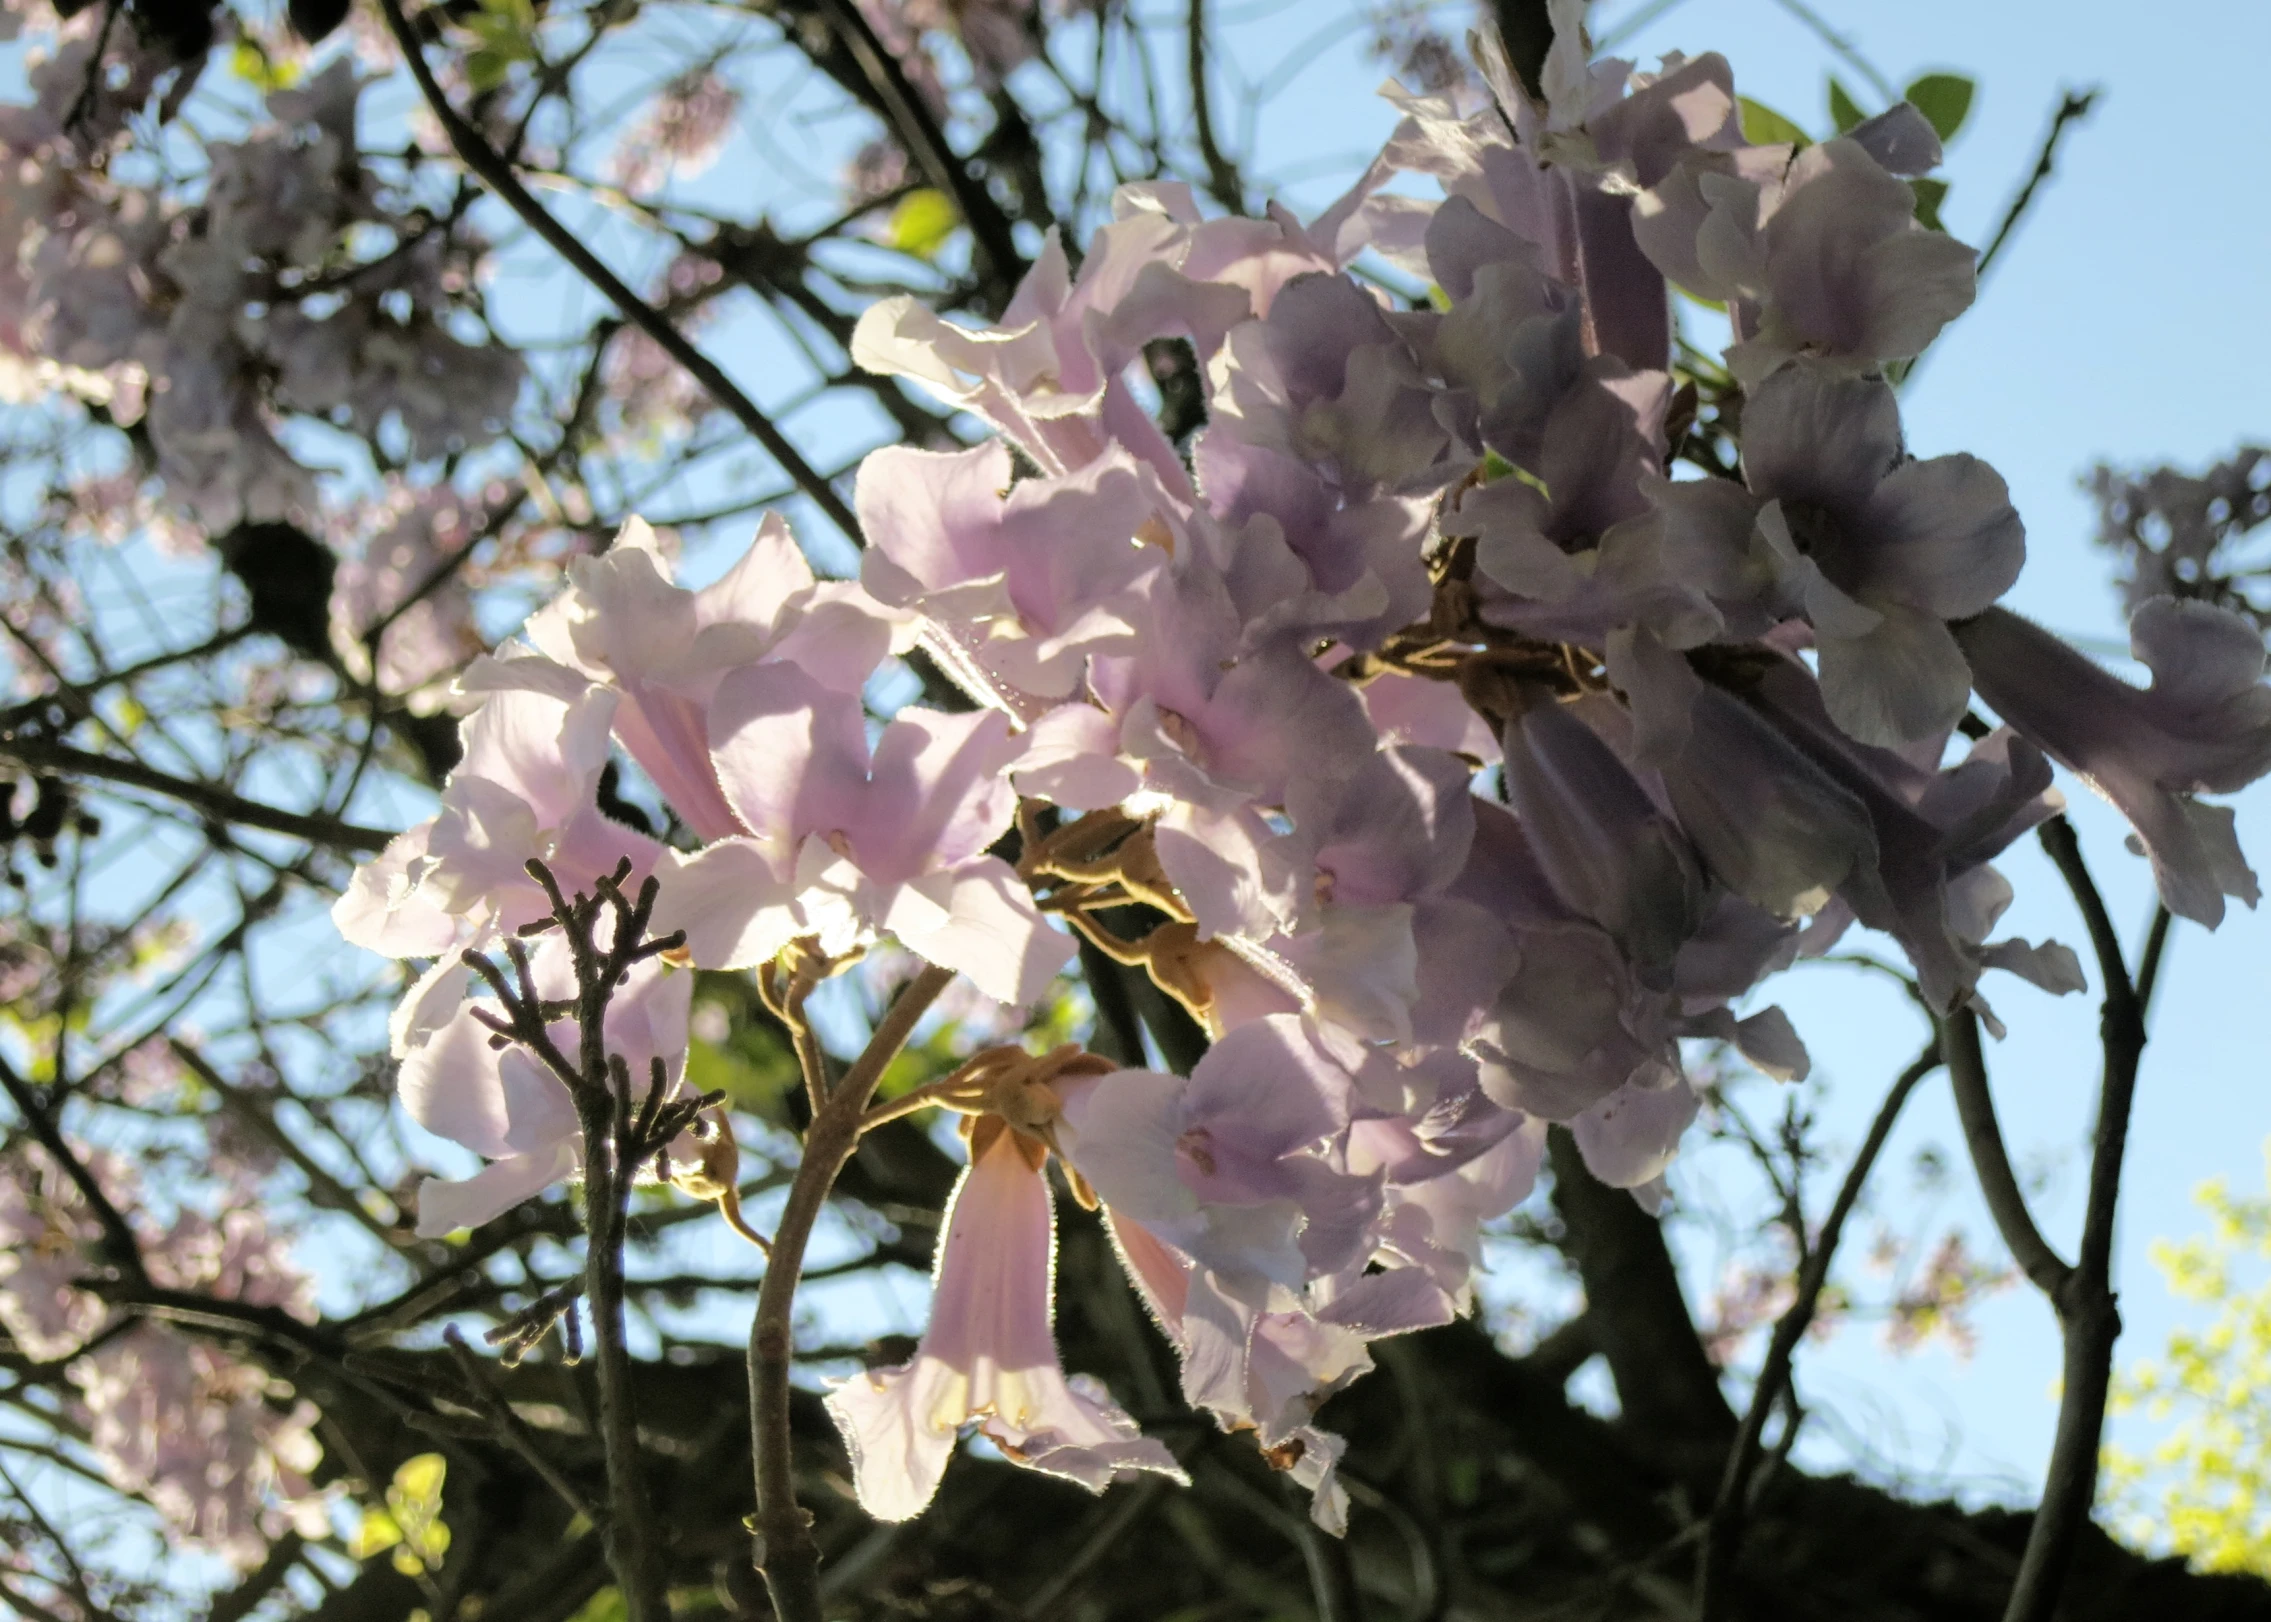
[[888, 188, 962, 260], [1904, 72, 1976, 142], [1828, 76, 1867, 134], [1909, 177, 1950, 232], [1738, 96, 1810, 150]]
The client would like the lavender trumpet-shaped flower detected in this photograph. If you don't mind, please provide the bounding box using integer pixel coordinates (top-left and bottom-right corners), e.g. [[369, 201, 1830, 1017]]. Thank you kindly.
[[1958, 597, 2271, 925], [826, 1116, 1186, 1520]]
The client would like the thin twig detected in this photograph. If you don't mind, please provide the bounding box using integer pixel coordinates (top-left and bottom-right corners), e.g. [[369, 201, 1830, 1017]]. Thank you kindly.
[[373, 0, 861, 542], [1976, 88, 2102, 283], [0, 733, 393, 853], [749, 962, 956, 1622], [462, 860, 682, 1619], [804, 0, 1025, 301], [1696, 1038, 1941, 1618], [1186, 0, 1245, 212], [443, 1326, 603, 1525], [2133, 905, 2174, 1016]]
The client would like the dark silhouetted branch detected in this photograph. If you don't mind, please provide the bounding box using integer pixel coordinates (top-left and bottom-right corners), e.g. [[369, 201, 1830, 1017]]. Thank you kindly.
[[1186, 0, 1245, 211], [1698, 1038, 1941, 1618], [1998, 818, 2149, 1622], [0, 733, 393, 854], [807, 0, 1026, 301], [376, 0, 862, 543]]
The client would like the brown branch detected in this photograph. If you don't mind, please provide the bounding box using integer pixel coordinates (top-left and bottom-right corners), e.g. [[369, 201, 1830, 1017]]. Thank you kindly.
[[0, 732, 393, 854], [1186, 0, 1245, 212], [749, 961, 955, 1622], [1696, 1038, 1942, 1617], [2134, 905, 2174, 1016], [1546, 1128, 1735, 1444], [804, 0, 1026, 303], [460, 861, 695, 1620], [1941, 1007, 2071, 1298], [374, 0, 862, 543], [1997, 817, 2148, 1622], [442, 1325, 602, 1525]]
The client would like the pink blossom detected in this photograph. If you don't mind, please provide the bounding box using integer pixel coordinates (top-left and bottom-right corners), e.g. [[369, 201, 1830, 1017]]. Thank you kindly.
[[826, 1121, 1184, 1519]]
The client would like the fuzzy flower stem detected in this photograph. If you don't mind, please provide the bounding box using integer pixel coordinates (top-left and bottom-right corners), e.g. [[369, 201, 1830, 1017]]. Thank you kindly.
[[748, 962, 956, 1622]]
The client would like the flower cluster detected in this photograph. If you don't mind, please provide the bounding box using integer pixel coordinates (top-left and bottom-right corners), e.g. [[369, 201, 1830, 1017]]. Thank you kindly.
[[0, 1147, 326, 1569], [336, 4, 2271, 1533], [1, 41, 522, 535]]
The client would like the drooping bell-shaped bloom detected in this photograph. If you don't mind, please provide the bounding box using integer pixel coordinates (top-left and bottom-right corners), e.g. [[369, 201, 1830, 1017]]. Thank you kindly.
[[1746, 657, 2073, 1010], [1037, 554, 1375, 940], [1209, 270, 1459, 499], [852, 183, 1290, 495], [1447, 363, 1716, 649], [1098, 1197, 1445, 1536], [656, 660, 1074, 1004], [1502, 688, 1704, 975], [396, 941, 691, 1236], [1226, 746, 1480, 1048], [1189, 431, 1436, 656], [1418, 196, 1584, 466], [1056, 1015, 1379, 1298], [1354, 1088, 1546, 1294], [1650, 682, 1879, 921], [826, 1120, 1187, 1521], [1740, 361, 2024, 746], [1957, 597, 2271, 926]]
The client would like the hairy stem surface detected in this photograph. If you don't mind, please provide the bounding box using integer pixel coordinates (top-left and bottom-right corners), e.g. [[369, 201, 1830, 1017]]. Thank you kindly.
[[750, 963, 956, 1622]]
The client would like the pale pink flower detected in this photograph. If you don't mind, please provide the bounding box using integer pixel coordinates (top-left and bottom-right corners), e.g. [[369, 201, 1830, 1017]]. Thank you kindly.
[[826, 1122, 1185, 1519]]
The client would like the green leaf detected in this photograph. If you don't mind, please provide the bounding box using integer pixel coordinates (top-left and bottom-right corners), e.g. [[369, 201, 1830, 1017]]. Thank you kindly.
[[685, 1032, 793, 1117], [1737, 96, 1809, 150], [567, 1589, 630, 1622], [1908, 177, 1949, 232], [887, 188, 961, 260], [1827, 77, 1866, 134], [1903, 73, 1975, 142], [456, 0, 537, 90], [465, 48, 515, 93], [229, 37, 300, 92]]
